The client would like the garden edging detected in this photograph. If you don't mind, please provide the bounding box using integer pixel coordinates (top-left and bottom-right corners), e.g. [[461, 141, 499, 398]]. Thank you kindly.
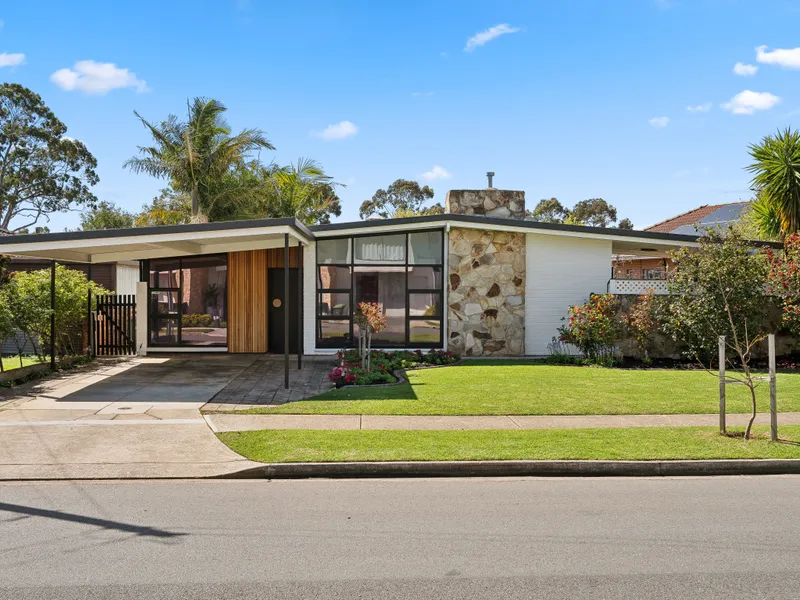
[[220, 458, 800, 479]]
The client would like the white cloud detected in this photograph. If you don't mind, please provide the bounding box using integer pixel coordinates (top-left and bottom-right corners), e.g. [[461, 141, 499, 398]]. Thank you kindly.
[[412, 91, 435, 97], [464, 24, 520, 52], [721, 90, 781, 115], [733, 62, 758, 76], [50, 60, 148, 94], [0, 53, 25, 68], [756, 45, 800, 69], [310, 120, 358, 141], [422, 165, 452, 181], [686, 102, 711, 113], [648, 116, 670, 128]]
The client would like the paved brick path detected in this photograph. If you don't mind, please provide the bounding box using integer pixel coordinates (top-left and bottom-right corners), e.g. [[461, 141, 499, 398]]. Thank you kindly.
[[202, 356, 334, 411]]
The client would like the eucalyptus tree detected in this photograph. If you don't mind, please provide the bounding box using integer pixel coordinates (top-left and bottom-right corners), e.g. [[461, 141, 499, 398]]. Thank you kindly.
[[125, 97, 274, 222], [0, 83, 98, 232]]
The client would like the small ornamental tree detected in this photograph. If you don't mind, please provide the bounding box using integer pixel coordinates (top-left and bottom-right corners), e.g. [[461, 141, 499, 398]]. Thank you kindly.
[[766, 232, 800, 333], [558, 293, 619, 362], [663, 229, 770, 439], [354, 302, 387, 371], [620, 290, 660, 364], [6, 266, 109, 358]]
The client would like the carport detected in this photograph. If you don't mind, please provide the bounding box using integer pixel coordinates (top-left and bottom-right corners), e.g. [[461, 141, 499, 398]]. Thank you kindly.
[[0, 218, 314, 388]]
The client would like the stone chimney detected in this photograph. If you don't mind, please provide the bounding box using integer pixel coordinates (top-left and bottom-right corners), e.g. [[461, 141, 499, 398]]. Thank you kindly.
[[444, 173, 525, 220]]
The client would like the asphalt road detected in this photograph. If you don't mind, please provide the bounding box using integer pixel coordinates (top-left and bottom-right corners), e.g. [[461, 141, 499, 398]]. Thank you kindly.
[[2, 476, 800, 599]]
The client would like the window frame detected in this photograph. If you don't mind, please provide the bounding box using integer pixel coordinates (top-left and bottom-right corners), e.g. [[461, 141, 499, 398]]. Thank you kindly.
[[145, 253, 229, 348], [315, 228, 446, 349]]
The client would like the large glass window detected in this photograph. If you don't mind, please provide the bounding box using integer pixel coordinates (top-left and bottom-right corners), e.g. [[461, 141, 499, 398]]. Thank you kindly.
[[148, 255, 228, 347], [315, 230, 444, 348]]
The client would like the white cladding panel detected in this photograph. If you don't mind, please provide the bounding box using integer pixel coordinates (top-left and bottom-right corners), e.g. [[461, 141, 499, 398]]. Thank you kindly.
[[524, 234, 613, 355], [303, 242, 318, 354], [115, 264, 139, 296]]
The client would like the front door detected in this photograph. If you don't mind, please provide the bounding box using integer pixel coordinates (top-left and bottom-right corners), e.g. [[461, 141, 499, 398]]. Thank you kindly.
[[268, 268, 299, 354]]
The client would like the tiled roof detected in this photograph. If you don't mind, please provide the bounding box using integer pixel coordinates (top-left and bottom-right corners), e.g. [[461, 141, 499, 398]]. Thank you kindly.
[[645, 202, 748, 233]]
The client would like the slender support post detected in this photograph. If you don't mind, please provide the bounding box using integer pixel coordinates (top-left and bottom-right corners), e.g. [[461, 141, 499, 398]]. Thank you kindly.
[[769, 333, 778, 442], [284, 233, 290, 390], [50, 261, 56, 371], [87, 263, 93, 357], [297, 242, 303, 370], [718, 335, 726, 434]]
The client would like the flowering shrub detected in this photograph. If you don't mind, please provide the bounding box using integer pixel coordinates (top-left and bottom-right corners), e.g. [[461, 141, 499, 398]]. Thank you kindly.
[[766, 233, 800, 333], [328, 366, 356, 388], [327, 348, 459, 387], [620, 290, 660, 364], [557, 293, 619, 362]]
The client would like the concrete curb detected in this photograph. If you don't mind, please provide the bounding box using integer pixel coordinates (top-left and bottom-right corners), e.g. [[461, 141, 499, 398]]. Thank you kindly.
[[217, 459, 800, 479]]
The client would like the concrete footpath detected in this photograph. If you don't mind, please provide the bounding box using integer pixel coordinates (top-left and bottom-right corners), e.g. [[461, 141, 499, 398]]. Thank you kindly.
[[207, 411, 800, 433]]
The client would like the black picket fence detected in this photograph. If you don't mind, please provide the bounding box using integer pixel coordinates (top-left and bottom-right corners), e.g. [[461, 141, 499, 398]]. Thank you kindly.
[[93, 294, 137, 356]]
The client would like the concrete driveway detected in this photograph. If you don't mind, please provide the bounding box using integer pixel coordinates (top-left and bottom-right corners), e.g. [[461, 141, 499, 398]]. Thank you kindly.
[[0, 356, 264, 479]]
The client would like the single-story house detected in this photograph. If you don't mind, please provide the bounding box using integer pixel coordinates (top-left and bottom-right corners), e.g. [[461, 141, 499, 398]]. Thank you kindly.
[[0, 185, 700, 368]]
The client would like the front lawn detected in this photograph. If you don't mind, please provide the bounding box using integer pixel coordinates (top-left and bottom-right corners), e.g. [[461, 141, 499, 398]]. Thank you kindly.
[[219, 425, 800, 463], [250, 362, 800, 416], [1, 355, 48, 372]]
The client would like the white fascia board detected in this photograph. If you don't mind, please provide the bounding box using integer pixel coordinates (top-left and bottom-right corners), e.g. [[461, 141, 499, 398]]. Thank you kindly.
[[1, 225, 310, 262], [315, 218, 697, 249], [313, 221, 447, 237], [450, 220, 700, 248]]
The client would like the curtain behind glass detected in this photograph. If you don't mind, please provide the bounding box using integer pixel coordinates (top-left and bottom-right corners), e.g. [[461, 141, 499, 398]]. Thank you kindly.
[[354, 234, 405, 263]]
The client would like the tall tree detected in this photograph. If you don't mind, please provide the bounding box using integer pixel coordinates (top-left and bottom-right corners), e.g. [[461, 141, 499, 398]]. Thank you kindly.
[[747, 127, 800, 237], [617, 218, 634, 230], [359, 179, 442, 219], [0, 83, 99, 231], [124, 97, 274, 222], [80, 200, 135, 230], [528, 197, 568, 223], [528, 196, 632, 228], [135, 189, 192, 227], [571, 198, 618, 227]]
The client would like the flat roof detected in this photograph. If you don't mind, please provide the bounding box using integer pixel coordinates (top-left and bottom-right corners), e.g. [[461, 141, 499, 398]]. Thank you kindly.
[[0, 212, 740, 263]]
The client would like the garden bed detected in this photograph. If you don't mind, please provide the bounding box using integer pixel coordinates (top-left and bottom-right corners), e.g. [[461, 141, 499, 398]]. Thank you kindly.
[[327, 349, 459, 388]]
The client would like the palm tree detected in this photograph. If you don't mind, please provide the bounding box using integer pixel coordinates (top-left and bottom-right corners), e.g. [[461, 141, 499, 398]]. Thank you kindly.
[[125, 98, 274, 221], [246, 158, 343, 225], [747, 127, 800, 237]]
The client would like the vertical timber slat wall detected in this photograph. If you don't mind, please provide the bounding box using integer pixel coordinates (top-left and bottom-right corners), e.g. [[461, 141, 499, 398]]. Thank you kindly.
[[228, 250, 268, 352]]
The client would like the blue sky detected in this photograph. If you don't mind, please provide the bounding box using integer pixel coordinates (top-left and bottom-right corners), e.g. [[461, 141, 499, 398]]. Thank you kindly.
[[2, 0, 800, 231]]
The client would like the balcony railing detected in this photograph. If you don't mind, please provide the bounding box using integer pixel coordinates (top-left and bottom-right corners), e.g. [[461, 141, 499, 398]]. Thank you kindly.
[[607, 278, 669, 295]]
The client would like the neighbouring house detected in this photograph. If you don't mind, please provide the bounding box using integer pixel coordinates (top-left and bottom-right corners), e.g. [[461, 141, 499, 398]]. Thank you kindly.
[[1, 258, 139, 356], [611, 201, 750, 292], [0, 184, 702, 364]]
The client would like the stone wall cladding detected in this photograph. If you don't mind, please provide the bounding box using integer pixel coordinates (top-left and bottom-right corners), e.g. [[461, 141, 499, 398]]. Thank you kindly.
[[447, 228, 525, 356], [445, 189, 525, 220]]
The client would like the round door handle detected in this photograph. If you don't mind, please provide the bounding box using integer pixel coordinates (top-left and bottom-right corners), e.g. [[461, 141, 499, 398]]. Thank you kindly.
[[272, 298, 282, 308]]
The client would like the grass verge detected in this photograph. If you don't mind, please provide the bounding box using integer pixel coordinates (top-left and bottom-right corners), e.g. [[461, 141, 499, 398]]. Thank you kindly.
[[249, 362, 800, 416], [218, 425, 800, 463]]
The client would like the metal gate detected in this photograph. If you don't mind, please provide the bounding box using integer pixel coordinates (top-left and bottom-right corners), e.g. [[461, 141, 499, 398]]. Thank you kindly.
[[93, 295, 137, 356]]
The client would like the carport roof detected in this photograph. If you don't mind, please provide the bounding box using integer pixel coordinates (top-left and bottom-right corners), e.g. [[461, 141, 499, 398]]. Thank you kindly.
[[0, 217, 314, 263]]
